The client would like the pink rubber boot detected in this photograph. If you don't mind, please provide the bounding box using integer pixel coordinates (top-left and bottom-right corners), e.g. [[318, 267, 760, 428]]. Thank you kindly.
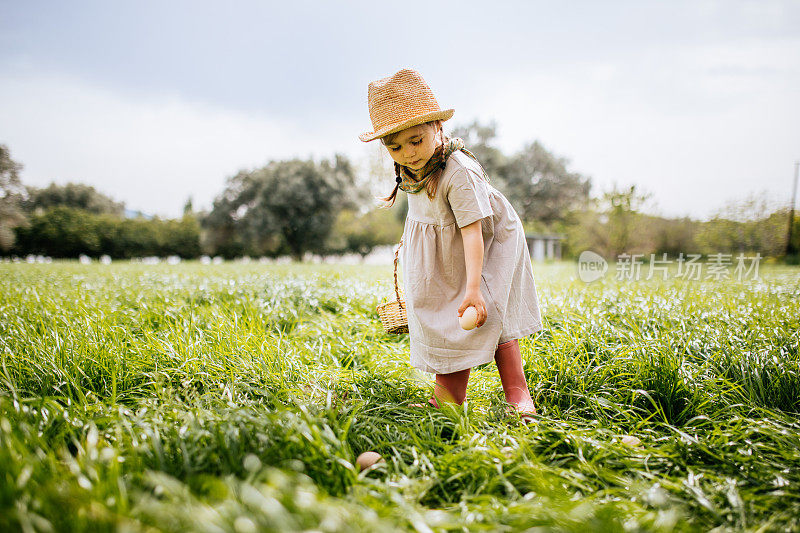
[[411, 367, 471, 408], [494, 339, 537, 418]]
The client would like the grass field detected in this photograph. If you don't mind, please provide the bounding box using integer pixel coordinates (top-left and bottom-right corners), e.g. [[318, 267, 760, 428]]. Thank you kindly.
[[1, 260, 798, 532]]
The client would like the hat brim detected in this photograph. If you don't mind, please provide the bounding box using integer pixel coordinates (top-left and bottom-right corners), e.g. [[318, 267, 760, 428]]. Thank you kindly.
[[359, 108, 455, 142]]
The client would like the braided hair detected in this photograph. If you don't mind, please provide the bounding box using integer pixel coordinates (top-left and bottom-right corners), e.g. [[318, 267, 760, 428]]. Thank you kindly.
[[380, 121, 448, 207]]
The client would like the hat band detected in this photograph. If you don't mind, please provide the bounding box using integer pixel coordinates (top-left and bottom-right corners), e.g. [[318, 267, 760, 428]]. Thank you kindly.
[[360, 109, 454, 142]]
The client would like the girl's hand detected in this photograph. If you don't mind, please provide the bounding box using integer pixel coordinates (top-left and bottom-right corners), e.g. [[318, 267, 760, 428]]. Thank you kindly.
[[458, 288, 487, 328]]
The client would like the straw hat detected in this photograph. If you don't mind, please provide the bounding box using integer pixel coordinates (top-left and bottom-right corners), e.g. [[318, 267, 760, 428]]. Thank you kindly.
[[359, 69, 454, 142]]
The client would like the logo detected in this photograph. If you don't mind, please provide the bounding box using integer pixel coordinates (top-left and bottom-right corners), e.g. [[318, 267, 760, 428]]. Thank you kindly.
[[578, 251, 608, 283]]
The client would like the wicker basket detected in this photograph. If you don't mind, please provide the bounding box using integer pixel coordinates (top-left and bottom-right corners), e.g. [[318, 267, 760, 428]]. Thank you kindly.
[[376, 240, 408, 334]]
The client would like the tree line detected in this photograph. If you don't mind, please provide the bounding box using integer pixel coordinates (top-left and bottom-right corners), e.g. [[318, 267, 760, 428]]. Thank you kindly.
[[1, 146, 202, 258], [0, 144, 404, 260], [2, 129, 797, 261], [451, 121, 798, 262]]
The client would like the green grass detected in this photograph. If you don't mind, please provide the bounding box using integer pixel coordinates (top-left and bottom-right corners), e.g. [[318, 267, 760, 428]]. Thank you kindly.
[[0, 260, 798, 532]]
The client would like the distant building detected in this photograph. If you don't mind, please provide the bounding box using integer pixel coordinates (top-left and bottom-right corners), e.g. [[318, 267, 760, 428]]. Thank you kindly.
[[525, 234, 564, 261], [124, 208, 153, 220]]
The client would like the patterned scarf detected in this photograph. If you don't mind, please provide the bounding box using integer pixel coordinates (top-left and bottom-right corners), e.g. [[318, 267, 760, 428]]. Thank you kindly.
[[395, 137, 488, 194]]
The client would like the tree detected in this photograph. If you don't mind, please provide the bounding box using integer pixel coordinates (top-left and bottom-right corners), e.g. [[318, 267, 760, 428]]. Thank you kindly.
[[450, 120, 506, 179], [500, 141, 591, 226], [205, 154, 357, 260], [159, 215, 202, 258], [0, 145, 27, 252], [567, 184, 653, 259], [14, 206, 101, 257], [650, 215, 700, 257], [327, 207, 403, 258], [24, 182, 125, 216], [450, 121, 591, 227], [202, 169, 256, 257], [13, 206, 201, 259], [601, 184, 651, 258], [696, 193, 790, 256]]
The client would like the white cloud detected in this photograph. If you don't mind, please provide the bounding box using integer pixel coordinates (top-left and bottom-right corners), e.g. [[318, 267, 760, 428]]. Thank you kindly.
[[0, 71, 356, 217], [2, 32, 799, 222], [471, 38, 800, 220]]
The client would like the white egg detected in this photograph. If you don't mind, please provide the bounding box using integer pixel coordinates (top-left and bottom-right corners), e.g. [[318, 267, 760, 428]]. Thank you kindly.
[[621, 435, 642, 447], [356, 451, 384, 471], [459, 306, 478, 330]]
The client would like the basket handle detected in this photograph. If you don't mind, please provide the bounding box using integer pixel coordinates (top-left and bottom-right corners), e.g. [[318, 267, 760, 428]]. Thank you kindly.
[[393, 239, 403, 305]]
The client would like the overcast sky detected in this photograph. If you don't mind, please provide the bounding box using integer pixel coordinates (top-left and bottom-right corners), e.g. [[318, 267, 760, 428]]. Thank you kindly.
[[1, 0, 798, 220]]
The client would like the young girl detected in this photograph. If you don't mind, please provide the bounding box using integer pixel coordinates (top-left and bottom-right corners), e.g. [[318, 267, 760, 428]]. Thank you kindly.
[[359, 69, 543, 420]]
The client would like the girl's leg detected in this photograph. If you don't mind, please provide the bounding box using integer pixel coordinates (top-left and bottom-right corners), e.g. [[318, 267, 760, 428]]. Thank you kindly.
[[432, 367, 471, 406], [494, 339, 536, 414]]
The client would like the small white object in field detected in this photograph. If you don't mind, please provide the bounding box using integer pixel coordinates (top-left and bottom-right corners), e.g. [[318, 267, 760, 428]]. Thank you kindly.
[[621, 435, 641, 447], [233, 516, 257, 533], [459, 306, 478, 330], [356, 451, 384, 471]]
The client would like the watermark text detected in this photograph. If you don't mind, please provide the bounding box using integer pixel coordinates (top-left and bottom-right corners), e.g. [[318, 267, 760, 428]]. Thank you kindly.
[[577, 252, 761, 283]]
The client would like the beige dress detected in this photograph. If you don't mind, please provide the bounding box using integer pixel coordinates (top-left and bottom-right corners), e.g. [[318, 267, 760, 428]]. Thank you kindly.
[[401, 150, 543, 374]]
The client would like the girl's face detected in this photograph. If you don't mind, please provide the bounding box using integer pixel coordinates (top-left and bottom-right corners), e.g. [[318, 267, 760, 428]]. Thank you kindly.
[[382, 122, 441, 173]]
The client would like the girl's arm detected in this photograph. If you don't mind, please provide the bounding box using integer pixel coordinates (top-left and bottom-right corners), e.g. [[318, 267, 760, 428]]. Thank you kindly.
[[458, 220, 487, 327]]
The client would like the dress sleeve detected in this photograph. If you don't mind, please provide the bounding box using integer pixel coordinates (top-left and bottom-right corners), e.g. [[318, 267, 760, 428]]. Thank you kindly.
[[446, 166, 493, 228]]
